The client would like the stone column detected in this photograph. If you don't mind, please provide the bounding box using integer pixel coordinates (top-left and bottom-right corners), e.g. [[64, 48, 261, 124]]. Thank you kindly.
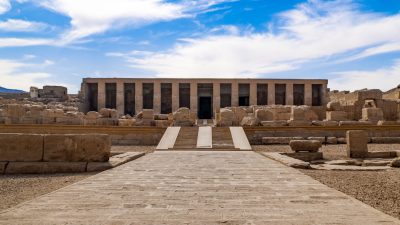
[[190, 82, 198, 115], [305, 83, 312, 106], [286, 83, 293, 105], [116, 81, 124, 116], [268, 82, 275, 105], [213, 82, 220, 115], [172, 81, 179, 112], [135, 80, 143, 115], [232, 81, 238, 107], [153, 81, 161, 114], [322, 83, 328, 106], [250, 82, 257, 106], [97, 80, 105, 111]]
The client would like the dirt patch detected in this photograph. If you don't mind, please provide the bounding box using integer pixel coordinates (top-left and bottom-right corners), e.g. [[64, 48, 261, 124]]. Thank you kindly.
[[301, 169, 400, 220], [0, 173, 96, 211]]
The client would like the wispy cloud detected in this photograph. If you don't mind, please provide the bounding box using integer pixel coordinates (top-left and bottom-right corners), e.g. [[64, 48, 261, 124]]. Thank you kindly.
[[330, 59, 400, 91], [0, 38, 53, 47], [0, 59, 51, 91], [0, 0, 10, 14], [117, 0, 400, 79], [34, 0, 233, 44], [0, 19, 49, 32]]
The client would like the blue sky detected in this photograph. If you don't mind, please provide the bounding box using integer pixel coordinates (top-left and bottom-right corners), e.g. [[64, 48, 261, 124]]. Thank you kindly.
[[1, 0, 400, 93]]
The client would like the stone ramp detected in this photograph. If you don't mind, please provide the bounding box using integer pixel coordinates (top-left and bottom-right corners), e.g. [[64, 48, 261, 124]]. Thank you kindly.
[[230, 127, 252, 150], [196, 126, 212, 148], [156, 127, 180, 150], [0, 151, 398, 225]]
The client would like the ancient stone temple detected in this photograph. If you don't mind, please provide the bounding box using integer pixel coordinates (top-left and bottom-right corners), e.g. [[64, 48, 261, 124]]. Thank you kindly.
[[80, 78, 328, 118]]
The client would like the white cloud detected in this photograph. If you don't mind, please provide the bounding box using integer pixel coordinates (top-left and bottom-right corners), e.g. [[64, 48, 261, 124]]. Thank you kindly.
[[0, 19, 48, 32], [0, 38, 53, 47], [0, 59, 51, 91], [0, 0, 10, 14], [329, 60, 400, 91], [36, 0, 232, 44], [121, 0, 400, 78]]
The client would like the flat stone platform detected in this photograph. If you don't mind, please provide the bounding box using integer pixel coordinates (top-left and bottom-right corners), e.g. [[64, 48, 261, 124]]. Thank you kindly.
[[0, 151, 399, 224]]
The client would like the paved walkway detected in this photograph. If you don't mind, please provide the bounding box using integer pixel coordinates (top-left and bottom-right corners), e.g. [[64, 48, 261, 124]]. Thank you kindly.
[[0, 151, 399, 224]]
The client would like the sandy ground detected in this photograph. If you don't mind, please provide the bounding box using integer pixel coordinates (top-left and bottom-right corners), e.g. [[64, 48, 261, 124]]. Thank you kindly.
[[0, 173, 96, 212], [301, 169, 400, 220]]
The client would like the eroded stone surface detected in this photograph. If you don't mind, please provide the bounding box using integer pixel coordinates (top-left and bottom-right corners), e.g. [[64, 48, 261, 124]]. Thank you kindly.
[[0, 151, 398, 224]]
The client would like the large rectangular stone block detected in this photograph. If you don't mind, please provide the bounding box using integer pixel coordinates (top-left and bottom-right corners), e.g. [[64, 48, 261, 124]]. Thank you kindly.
[[326, 111, 347, 121], [43, 134, 111, 162], [346, 130, 368, 158], [0, 133, 43, 162], [5, 162, 87, 174]]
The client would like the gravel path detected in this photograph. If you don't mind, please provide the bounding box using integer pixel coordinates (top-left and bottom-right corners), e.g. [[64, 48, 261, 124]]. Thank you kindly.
[[301, 169, 400, 220], [0, 173, 96, 211]]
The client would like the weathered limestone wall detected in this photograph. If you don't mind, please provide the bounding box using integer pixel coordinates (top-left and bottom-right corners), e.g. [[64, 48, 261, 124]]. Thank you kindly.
[[0, 133, 111, 174], [0, 125, 165, 146]]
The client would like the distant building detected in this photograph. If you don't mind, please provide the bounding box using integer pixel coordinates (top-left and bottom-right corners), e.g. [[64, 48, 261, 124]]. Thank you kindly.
[[30, 85, 68, 102], [80, 78, 328, 118]]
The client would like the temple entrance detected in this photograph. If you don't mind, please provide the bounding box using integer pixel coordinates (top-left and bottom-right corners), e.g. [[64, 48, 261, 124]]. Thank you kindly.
[[198, 97, 212, 119]]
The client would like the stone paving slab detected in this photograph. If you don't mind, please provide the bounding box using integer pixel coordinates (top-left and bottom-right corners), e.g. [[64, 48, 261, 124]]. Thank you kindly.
[[0, 151, 399, 224]]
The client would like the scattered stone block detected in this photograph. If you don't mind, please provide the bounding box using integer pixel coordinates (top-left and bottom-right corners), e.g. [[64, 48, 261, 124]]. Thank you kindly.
[[240, 115, 260, 126], [390, 158, 400, 167], [339, 121, 374, 126], [311, 120, 339, 126], [260, 120, 287, 127], [287, 120, 312, 126], [154, 114, 169, 120], [326, 101, 341, 111], [255, 109, 273, 121], [262, 137, 304, 145], [5, 162, 87, 174], [361, 108, 384, 122], [216, 108, 234, 126], [289, 140, 322, 152], [0, 134, 43, 162], [377, 120, 400, 125], [284, 152, 323, 162], [326, 111, 347, 121], [362, 159, 392, 167], [367, 151, 398, 158], [142, 109, 154, 120], [306, 137, 337, 144], [173, 107, 194, 126], [346, 130, 368, 158]]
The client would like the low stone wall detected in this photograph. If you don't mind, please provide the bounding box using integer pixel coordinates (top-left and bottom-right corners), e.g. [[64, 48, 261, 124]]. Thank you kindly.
[[244, 126, 400, 145], [0, 133, 111, 174], [0, 125, 165, 146]]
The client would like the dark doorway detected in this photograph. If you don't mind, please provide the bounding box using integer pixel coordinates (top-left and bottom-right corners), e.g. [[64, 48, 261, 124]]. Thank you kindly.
[[87, 83, 98, 112], [198, 97, 212, 119]]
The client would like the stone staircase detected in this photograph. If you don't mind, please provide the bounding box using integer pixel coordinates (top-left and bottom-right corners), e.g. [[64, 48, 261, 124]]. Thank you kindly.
[[157, 126, 252, 151], [212, 127, 236, 150], [172, 127, 199, 150]]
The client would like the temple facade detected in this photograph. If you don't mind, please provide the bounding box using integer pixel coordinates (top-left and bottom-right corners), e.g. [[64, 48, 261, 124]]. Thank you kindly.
[[80, 78, 328, 119]]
